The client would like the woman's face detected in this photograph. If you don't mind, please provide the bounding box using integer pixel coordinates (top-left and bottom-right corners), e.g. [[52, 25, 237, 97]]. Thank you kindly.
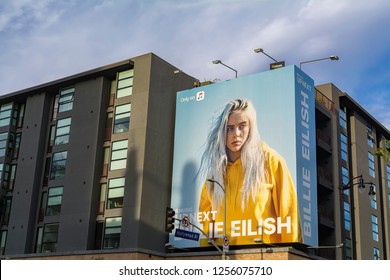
[[225, 109, 250, 161]]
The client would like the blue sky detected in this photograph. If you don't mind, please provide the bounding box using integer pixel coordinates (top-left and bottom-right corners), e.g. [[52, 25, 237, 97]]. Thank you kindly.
[[1, 0, 390, 129]]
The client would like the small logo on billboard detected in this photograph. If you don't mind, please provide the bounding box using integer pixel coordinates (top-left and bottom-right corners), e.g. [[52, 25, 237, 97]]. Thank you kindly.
[[196, 91, 205, 101]]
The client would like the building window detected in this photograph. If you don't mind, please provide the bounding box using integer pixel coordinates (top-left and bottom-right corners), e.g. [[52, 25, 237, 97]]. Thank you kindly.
[[103, 217, 122, 249], [41, 223, 59, 253], [46, 186, 64, 216], [98, 183, 106, 215], [1, 164, 10, 190], [0, 103, 12, 127], [371, 185, 377, 209], [345, 237, 352, 260], [50, 151, 68, 180], [110, 140, 128, 170], [343, 201, 351, 231], [0, 132, 7, 157], [117, 69, 133, 98], [339, 108, 347, 129], [35, 227, 43, 253], [341, 166, 349, 196], [372, 215, 379, 242], [368, 152, 375, 178], [0, 230, 7, 255], [1, 197, 12, 226], [107, 177, 125, 209], [8, 164, 17, 191], [367, 125, 374, 148], [54, 117, 72, 145], [12, 133, 21, 159], [58, 87, 75, 113], [387, 165, 390, 188], [113, 104, 131, 134], [373, 247, 380, 260], [14, 102, 25, 128], [105, 112, 113, 141], [388, 193, 390, 208], [340, 133, 348, 163]]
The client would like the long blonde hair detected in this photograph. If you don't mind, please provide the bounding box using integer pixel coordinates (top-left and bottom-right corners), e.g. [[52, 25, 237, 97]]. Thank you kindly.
[[197, 99, 268, 209]]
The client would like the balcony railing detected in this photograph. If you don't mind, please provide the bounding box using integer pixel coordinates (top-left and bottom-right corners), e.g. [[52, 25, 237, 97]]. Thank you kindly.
[[315, 89, 335, 113]]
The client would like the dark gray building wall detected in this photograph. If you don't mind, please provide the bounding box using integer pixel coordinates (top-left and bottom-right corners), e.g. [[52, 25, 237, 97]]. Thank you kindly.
[[120, 53, 197, 252], [5, 93, 51, 254], [56, 77, 110, 251], [317, 83, 390, 259]]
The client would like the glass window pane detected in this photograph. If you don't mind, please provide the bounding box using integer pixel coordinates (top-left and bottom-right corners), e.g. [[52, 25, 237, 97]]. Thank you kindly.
[[49, 187, 63, 196], [108, 188, 124, 198], [118, 69, 133, 79], [111, 150, 127, 160], [117, 87, 132, 98], [112, 140, 128, 150], [115, 104, 131, 114], [57, 118, 71, 127], [61, 87, 75, 95], [48, 196, 62, 206], [0, 119, 10, 127], [110, 159, 127, 170], [118, 78, 132, 89], [56, 127, 70, 136], [109, 178, 125, 188], [0, 111, 11, 119], [55, 135, 69, 145], [53, 151, 68, 161], [59, 102, 73, 112], [106, 217, 122, 227]]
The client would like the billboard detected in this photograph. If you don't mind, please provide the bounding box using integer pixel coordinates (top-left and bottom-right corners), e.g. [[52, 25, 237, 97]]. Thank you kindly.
[[170, 65, 318, 248]]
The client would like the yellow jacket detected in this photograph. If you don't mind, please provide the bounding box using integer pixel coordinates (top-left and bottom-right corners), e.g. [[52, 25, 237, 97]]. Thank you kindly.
[[198, 144, 300, 246]]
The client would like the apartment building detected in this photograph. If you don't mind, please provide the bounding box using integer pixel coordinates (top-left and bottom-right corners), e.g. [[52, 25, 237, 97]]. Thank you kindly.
[[0, 53, 197, 257], [0, 54, 388, 260], [315, 83, 389, 260]]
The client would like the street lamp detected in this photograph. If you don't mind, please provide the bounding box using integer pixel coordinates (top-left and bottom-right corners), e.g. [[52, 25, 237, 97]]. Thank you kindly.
[[207, 178, 227, 260], [254, 48, 285, 70], [339, 174, 376, 199], [338, 174, 375, 259], [299, 55, 339, 69], [253, 48, 278, 63], [212, 60, 238, 78]]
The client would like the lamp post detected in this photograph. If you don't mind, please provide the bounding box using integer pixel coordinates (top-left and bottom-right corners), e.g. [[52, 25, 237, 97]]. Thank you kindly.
[[338, 174, 375, 259], [207, 179, 227, 260], [253, 48, 278, 63], [299, 55, 339, 69], [254, 48, 285, 70], [339, 174, 376, 199], [212, 60, 238, 78]]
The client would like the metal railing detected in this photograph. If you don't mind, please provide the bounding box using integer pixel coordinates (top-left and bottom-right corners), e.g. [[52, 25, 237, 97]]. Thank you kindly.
[[315, 89, 335, 113]]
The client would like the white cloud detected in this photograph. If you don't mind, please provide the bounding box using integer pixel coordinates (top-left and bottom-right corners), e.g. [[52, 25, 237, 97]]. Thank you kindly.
[[0, 0, 389, 129]]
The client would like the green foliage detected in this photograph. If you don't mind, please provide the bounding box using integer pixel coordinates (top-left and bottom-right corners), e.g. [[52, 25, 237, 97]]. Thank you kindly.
[[375, 138, 390, 162]]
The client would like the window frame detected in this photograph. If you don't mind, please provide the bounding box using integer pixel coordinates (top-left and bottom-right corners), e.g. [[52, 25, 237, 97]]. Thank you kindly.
[[50, 151, 68, 180], [113, 103, 131, 134], [46, 186, 64, 216], [110, 140, 128, 170], [54, 117, 72, 145]]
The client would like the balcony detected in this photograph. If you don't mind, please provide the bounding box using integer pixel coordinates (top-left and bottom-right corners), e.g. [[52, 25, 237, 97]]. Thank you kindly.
[[315, 89, 335, 113], [316, 129, 332, 154], [317, 166, 333, 190], [318, 205, 335, 229]]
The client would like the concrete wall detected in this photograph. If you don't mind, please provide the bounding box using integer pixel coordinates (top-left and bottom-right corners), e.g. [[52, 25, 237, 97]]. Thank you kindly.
[[5, 93, 51, 254], [120, 53, 197, 253]]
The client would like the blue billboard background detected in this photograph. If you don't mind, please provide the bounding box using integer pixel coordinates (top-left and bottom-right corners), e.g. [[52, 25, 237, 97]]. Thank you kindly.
[[170, 65, 318, 247]]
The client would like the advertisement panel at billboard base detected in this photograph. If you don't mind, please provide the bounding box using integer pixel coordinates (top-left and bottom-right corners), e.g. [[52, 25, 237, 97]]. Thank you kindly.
[[170, 65, 318, 248]]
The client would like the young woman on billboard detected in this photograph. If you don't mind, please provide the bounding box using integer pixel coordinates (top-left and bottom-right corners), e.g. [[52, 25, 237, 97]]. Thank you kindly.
[[197, 99, 301, 246]]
